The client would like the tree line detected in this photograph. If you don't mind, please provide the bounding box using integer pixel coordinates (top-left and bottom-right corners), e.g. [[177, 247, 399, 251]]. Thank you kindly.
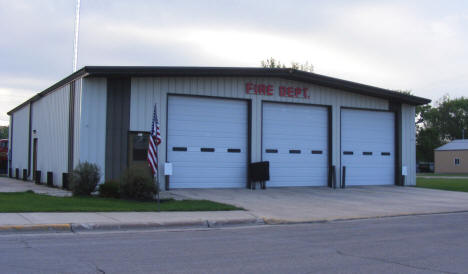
[[416, 96, 468, 162]]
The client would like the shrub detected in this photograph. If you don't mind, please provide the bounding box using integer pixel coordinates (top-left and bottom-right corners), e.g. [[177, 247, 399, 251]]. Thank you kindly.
[[120, 165, 157, 200], [98, 180, 120, 198], [70, 162, 101, 196]]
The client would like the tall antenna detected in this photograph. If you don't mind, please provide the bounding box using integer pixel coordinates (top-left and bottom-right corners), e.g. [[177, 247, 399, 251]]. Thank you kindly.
[[73, 0, 81, 72]]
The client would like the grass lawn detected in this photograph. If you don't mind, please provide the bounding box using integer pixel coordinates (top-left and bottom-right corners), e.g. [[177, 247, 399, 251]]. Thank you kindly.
[[416, 177, 468, 192], [0, 192, 241, 212], [417, 173, 468, 177]]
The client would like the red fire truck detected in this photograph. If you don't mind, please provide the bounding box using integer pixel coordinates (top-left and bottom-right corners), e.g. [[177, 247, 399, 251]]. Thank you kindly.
[[0, 139, 8, 174]]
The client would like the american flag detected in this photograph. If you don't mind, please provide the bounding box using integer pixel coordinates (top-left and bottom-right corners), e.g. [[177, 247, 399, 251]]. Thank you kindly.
[[148, 104, 162, 175]]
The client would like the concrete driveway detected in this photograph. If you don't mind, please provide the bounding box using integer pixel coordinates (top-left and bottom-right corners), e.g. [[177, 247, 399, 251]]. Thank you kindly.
[[0, 177, 71, 197], [169, 186, 468, 223]]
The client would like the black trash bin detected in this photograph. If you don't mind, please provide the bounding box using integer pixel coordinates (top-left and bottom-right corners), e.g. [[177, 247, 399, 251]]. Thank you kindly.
[[249, 161, 270, 189]]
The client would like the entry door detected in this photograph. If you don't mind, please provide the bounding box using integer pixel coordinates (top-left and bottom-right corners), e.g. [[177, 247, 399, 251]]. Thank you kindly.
[[167, 96, 248, 188], [341, 109, 395, 186], [262, 103, 328, 187], [33, 138, 38, 180]]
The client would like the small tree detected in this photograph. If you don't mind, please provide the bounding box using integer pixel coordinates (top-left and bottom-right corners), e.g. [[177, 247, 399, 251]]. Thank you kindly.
[[261, 58, 314, 72], [70, 162, 101, 196]]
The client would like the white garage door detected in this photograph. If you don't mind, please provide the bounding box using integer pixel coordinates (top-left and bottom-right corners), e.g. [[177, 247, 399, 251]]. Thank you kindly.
[[262, 103, 328, 187], [341, 109, 395, 186], [168, 96, 248, 188]]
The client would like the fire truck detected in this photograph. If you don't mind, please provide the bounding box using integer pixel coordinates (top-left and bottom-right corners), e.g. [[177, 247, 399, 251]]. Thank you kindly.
[[0, 139, 7, 174]]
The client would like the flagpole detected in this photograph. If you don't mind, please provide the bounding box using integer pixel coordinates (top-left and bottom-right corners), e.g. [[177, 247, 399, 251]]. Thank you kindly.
[[73, 0, 81, 72], [156, 142, 160, 212]]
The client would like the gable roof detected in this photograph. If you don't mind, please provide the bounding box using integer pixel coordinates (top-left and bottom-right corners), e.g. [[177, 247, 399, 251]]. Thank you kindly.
[[8, 66, 431, 115], [435, 139, 468, 151]]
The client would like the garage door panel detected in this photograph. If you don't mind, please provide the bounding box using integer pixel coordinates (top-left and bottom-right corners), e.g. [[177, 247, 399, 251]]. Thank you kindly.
[[168, 96, 247, 188], [263, 103, 328, 187], [341, 109, 395, 186]]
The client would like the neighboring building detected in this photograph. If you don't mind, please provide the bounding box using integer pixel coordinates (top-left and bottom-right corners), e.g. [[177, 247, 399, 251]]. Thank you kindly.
[[434, 140, 468, 174], [8, 66, 430, 189]]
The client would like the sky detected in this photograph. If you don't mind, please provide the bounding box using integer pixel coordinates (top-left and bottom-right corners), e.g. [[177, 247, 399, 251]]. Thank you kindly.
[[1, 0, 468, 126]]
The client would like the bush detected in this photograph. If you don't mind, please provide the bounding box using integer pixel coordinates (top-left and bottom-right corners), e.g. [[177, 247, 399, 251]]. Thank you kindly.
[[120, 165, 157, 200], [70, 162, 101, 196], [98, 180, 120, 198]]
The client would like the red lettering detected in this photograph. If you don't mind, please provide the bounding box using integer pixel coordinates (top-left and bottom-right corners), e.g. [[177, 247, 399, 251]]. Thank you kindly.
[[245, 83, 253, 94], [295, 88, 301, 97], [303, 88, 308, 98], [279, 86, 286, 96], [267, 85, 273, 96], [287, 87, 294, 97], [258, 84, 266, 95]]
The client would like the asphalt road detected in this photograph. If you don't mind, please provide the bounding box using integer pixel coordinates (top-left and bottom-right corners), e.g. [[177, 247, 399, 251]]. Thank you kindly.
[[1, 213, 468, 274]]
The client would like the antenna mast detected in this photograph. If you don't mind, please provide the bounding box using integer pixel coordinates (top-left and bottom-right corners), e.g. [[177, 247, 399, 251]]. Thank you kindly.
[[73, 0, 81, 72]]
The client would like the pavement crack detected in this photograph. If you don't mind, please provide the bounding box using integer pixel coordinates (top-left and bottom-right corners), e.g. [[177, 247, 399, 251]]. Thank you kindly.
[[19, 238, 32, 249], [335, 250, 458, 274]]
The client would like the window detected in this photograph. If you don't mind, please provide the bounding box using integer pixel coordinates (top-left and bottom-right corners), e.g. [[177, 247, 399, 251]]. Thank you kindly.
[[128, 132, 149, 163], [455, 158, 461, 166]]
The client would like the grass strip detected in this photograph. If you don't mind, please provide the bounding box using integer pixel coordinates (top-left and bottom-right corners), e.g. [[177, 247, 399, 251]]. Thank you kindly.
[[0, 191, 241, 212], [416, 178, 468, 192]]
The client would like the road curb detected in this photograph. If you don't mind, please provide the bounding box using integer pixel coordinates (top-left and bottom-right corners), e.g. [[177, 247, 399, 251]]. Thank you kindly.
[[0, 217, 263, 234], [0, 224, 71, 233]]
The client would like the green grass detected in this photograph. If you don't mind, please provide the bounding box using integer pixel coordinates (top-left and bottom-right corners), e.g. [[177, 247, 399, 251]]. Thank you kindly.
[[416, 177, 468, 192], [417, 173, 468, 177], [0, 192, 241, 213]]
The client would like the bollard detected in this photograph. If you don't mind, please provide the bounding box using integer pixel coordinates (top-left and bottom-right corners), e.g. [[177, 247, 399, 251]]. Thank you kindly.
[[47, 172, 53, 187], [35, 170, 41, 185], [22, 169, 27, 181]]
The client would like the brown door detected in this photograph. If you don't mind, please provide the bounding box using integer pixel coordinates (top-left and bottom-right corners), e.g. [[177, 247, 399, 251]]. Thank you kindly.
[[33, 138, 38, 180], [128, 132, 149, 169]]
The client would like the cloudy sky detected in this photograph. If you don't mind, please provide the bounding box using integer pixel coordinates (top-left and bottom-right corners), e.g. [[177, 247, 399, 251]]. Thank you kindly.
[[1, 0, 467, 126]]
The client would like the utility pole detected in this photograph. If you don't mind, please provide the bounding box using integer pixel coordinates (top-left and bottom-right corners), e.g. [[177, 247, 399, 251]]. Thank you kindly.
[[73, 0, 81, 72]]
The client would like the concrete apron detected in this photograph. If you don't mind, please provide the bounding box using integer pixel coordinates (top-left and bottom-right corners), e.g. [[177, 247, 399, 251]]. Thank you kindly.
[[167, 186, 468, 224]]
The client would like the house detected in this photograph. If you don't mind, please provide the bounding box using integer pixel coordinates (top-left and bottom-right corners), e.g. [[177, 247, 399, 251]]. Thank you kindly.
[[434, 139, 468, 174], [8, 66, 430, 189]]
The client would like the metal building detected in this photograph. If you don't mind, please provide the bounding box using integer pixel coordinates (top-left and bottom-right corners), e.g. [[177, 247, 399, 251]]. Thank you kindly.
[[7, 67, 430, 189]]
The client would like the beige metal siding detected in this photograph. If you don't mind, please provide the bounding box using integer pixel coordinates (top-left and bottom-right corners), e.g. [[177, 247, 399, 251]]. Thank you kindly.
[[435, 150, 468, 173], [10, 105, 30, 174], [79, 78, 107, 183], [130, 77, 389, 184], [31, 85, 70, 185], [401, 104, 416, 185]]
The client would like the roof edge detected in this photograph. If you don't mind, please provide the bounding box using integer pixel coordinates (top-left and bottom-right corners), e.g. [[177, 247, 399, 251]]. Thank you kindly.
[[7, 68, 88, 115]]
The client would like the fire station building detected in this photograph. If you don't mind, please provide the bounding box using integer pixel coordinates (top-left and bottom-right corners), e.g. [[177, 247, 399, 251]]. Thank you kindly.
[[7, 67, 430, 189]]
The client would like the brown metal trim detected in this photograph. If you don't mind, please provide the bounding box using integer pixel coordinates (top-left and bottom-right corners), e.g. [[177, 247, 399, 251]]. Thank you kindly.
[[328, 106, 333, 188], [27, 102, 32, 177], [389, 102, 402, 186], [105, 77, 131, 181], [68, 82, 75, 172]]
